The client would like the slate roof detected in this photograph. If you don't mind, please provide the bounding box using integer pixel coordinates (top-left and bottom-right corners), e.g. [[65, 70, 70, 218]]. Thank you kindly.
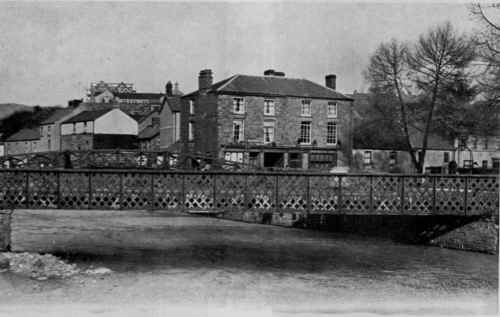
[[62, 109, 112, 124], [138, 125, 159, 140], [6, 128, 40, 142], [184, 74, 353, 100], [40, 108, 74, 125], [114, 92, 164, 100], [165, 96, 182, 112]]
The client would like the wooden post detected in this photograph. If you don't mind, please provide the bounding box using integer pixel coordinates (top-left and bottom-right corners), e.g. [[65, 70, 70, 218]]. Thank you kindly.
[[119, 172, 124, 210], [244, 174, 249, 210], [181, 174, 186, 212]]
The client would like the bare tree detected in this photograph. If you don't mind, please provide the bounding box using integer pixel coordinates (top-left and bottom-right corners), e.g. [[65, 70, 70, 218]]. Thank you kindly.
[[470, 3, 500, 102], [365, 23, 476, 173]]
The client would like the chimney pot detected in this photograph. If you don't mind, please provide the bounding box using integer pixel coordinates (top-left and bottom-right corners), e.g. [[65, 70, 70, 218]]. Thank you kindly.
[[325, 74, 337, 90], [165, 81, 173, 96], [199, 69, 213, 90]]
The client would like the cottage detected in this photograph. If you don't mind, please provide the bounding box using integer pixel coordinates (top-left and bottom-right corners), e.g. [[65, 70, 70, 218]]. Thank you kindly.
[[179, 69, 353, 170], [352, 128, 456, 173], [60, 108, 138, 151], [455, 135, 500, 169], [4, 128, 41, 155]]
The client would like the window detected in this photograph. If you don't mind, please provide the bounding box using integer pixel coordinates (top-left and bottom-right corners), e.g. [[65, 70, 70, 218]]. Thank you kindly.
[[493, 158, 499, 169], [233, 98, 245, 114], [48, 139, 51, 151], [189, 100, 195, 115], [263, 127, 274, 143], [443, 152, 450, 163], [188, 122, 194, 141], [233, 120, 244, 143], [151, 117, 160, 126], [264, 99, 275, 116], [83, 122, 87, 133], [301, 100, 311, 116], [309, 152, 337, 170], [389, 151, 397, 167], [173, 112, 181, 142], [327, 102, 337, 118], [299, 121, 311, 144], [47, 125, 51, 136], [225, 151, 243, 163], [363, 151, 372, 165], [482, 160, 488, 168], [326, 122, 337, 144]]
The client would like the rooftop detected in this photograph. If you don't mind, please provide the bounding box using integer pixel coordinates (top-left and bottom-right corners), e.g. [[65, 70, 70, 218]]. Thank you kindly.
[[6, 128, 40, 142], [114, 92, 164, 100], [62, 109, 112, 124], [40, 108, 74, 125], [185, 74, 353, 101]]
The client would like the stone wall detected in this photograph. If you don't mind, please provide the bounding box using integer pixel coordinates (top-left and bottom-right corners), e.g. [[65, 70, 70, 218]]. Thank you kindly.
[[430, 216, 499, 254], [0, 210, 11, 251]]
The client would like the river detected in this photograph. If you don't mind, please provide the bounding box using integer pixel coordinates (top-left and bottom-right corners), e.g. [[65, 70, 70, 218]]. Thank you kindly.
[[1, 213, 498, 316]]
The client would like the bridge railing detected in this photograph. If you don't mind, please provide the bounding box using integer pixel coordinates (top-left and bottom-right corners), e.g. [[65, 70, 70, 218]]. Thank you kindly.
[[0, 169, 498, 216]]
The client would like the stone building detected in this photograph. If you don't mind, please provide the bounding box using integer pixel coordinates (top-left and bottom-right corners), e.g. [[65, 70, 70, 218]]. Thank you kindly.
[[352, 128, 456, 173], [180, 69, 353, 170], [4, 128, 41, 155], [455, 135, 500, 169], [60, 108, 138, 151], [38, 108, 75, 152], [159, 81, 184, 152]]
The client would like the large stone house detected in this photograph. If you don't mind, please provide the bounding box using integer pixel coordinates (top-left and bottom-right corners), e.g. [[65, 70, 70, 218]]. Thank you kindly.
[[179, 69, 353, 170], [4, 128, 41, 155], [60, 108, 138, 151]]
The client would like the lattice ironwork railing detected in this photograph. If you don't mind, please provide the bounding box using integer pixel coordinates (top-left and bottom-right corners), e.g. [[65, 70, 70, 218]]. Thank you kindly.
[[0, 169, 497, 216]]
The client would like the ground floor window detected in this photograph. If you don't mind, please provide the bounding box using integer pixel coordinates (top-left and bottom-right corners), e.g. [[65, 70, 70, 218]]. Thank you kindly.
[[225, 151, 243, 163], [288, 152, 302, 168], [492, 158, 499, 169], [482, 160, 488, 168], [264, 152, 284, 168], [309, 152, 337, 170], [363, 151, 372, 165], [248, 152, 259, 167], [389, 151, 397, 167], [443, 152, 450, 163]]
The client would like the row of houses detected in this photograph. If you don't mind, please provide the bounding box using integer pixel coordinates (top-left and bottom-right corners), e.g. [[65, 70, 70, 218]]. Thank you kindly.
[[1, 69, 499, 173]]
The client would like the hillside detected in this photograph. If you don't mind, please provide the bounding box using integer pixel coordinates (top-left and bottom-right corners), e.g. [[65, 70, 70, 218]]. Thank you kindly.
[[0, 103, 33, 120]]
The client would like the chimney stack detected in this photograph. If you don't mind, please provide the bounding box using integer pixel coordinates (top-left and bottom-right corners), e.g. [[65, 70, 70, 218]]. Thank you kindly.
[[199, 69, 213, 90], [325, 74, 337, 90], [165, 81, 173, 96], [264, 69, 275, 76]]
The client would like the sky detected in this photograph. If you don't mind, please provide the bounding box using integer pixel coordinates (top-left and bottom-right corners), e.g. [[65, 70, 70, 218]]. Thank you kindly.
[[0, 1, 480, 107]]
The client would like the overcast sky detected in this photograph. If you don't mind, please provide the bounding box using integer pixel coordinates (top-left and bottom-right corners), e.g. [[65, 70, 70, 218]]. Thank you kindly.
[[0, 1, 479, 106]]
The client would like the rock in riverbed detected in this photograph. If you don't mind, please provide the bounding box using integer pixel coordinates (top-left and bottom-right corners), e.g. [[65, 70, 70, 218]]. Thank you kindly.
[[1, 252, 79, 279]]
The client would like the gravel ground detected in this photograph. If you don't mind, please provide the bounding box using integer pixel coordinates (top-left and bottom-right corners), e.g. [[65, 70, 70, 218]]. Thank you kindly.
[[0, 214, 497, 316]]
